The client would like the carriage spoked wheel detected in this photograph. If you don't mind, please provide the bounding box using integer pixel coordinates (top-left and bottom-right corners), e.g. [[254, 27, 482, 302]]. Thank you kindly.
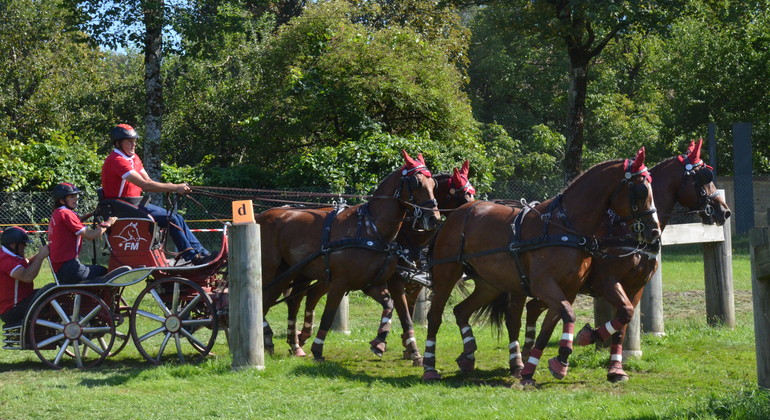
[[129, 277, 218, 365], [109, 297, 132, 356], [29, 289, 116, 369]]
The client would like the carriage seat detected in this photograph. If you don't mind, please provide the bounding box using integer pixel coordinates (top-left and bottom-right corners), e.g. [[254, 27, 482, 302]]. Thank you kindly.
[[96, 188, 151, 219]]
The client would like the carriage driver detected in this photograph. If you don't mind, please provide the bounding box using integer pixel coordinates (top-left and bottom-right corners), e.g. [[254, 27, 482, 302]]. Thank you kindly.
[[0, 227, 50, 324], [48, 182, 118, 284], [101, 124, 213, 265]]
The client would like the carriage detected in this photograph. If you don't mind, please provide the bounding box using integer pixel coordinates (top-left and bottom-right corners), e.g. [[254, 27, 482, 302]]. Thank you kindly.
[[1, 196, 229, 369]]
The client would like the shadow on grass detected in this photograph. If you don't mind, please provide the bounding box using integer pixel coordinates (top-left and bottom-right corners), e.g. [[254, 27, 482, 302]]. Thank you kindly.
[[290, 360, 522, 389]]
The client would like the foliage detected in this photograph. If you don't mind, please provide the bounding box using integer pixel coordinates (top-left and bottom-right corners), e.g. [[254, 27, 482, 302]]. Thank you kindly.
[[0, 0, 127, 145], [0, 131, 103, 192], [235, 0, 483, 189], [654, 1, 770, 173]]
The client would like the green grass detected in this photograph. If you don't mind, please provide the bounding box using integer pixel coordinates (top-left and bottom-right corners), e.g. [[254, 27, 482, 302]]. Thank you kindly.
[[0, 238, 766, 419]]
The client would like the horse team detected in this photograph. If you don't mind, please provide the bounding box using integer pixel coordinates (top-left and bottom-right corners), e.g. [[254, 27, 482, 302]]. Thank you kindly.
[[254, 142, 731, 386]]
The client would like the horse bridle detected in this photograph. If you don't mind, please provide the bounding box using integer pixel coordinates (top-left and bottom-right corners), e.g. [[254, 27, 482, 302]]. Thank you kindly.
[[678, 158, 719, 219], [609, 162, 657, 235], [395, 165, 439, 230]]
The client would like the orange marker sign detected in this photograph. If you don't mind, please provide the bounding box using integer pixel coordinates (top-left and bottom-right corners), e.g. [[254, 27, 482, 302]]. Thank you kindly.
[[232, 200, 255, 224]]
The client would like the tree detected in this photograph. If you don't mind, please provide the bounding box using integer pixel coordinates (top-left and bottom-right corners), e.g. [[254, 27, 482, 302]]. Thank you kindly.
[[654, 1, 770, 173], [232, 0, 489, 191], [454, 0, 685, 182], [0, 0, 118, 144], [73, 0, 176, 182]]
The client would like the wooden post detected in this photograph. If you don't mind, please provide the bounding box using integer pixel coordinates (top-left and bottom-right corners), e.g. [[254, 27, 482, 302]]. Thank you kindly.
[[623, 308, 642, 359], [641, 252, 665, 336], [703, 191, 735, 327], [331, 294, 350, 334], [229, 222, 265, 370], [750, 227, 770, 389], [413, 287, 429, 325]]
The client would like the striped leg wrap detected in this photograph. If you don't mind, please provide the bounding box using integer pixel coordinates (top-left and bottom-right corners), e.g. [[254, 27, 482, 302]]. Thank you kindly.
[[311, 329, 328, 359], [423, 338, 437, 371], [521, 347, 543, 378], [595, 319, 623, 341], [610, 343, 623, 367], [557, 322, 575, 363], [460, 325, 477, 355]]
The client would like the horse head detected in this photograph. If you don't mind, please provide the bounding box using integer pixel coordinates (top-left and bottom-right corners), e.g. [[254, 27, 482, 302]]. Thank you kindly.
[[398, 150, 441, 231], [609, 147, 661, 244], [445, 160, 476, 207], [675, 139, 731, 225]]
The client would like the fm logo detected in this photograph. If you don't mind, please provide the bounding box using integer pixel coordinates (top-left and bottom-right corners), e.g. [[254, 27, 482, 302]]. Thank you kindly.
[[115, 222, 148, 251]]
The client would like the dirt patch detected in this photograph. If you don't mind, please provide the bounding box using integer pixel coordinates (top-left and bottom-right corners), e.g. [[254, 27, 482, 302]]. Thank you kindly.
[[571, 290, 753, 320]]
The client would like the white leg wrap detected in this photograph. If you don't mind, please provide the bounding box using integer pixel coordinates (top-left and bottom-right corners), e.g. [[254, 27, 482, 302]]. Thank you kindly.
[[508, 341, 520, 350], [424, 352, 435, 358], [426, 340, 436, 347], [527, 356, 540, 366], [461, 326, 471, 334], [526, 325, 536, 332], [561, 333, 574, 342], [404, 337, 416, 345], [304, 322, 313, 328], [611, 354, 623, 362], [313, 338, 324, 345], [381, 317, 392, 324], [605, 321, 618, 335], [462, 336, 475, 344], [263, 321, 269, 328], [509, 352, 521, 361]]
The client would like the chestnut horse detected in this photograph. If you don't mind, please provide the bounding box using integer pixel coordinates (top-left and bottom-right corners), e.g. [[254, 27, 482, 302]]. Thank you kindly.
[[495, 139, 731, 382], [256, 150, 441, 362], [276, 161, 475, 361], [422, 148, 661, 385]]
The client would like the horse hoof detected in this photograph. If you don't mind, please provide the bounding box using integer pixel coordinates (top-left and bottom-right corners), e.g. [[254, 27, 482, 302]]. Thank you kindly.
[[412, 357, 424, 367], [547, 357, 569, 380], [313, 356, 325, 363], [298, 332, 311, 347], [576, 323, 595, 346], [265, 345, 275, 356], [422, 370, 442, 381], [510, 364, 524, 379], [455, 354, 475, 373], [293, 347, 307, 357], [370, 339, 387, 357], [520, 377, 536, 387], [607, 368, 629, 383]]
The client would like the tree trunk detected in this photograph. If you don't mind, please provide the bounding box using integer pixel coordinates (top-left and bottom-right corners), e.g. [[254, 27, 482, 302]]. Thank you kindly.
[[143, 0, 163, 204], [564, 57, 589, 184]]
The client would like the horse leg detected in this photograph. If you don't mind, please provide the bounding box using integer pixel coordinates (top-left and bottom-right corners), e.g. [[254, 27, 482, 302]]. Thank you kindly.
[[364, 284, 395, 357], [521, 298, 548, 361], [422, 262, 464, 381], [298, 282, 328, 348], [504, 293, 527, 378], [309, 285, 346, 362], [451, 281, 501, 374], [284, 283, 307, 357], [520, 289, 577, 385], [388, 274, 423, 366]]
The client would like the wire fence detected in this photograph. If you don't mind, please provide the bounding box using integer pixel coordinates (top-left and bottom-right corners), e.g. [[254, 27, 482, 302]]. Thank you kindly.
[[0, 180, 700, 263]]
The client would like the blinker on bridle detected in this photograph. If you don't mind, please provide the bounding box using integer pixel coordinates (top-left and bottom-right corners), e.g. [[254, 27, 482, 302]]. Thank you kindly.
[[396, 165, 438, 229], [680, 155, 718, 217]]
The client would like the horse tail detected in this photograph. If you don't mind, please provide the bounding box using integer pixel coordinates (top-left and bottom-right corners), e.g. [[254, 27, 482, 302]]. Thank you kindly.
[[471, 291, 509, 337]]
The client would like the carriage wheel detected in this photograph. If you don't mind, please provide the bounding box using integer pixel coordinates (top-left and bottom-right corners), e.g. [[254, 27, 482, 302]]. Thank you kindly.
[[129, 277, 218, 365], [29, 289, 116, 369], [109, 298, 132, 356]]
